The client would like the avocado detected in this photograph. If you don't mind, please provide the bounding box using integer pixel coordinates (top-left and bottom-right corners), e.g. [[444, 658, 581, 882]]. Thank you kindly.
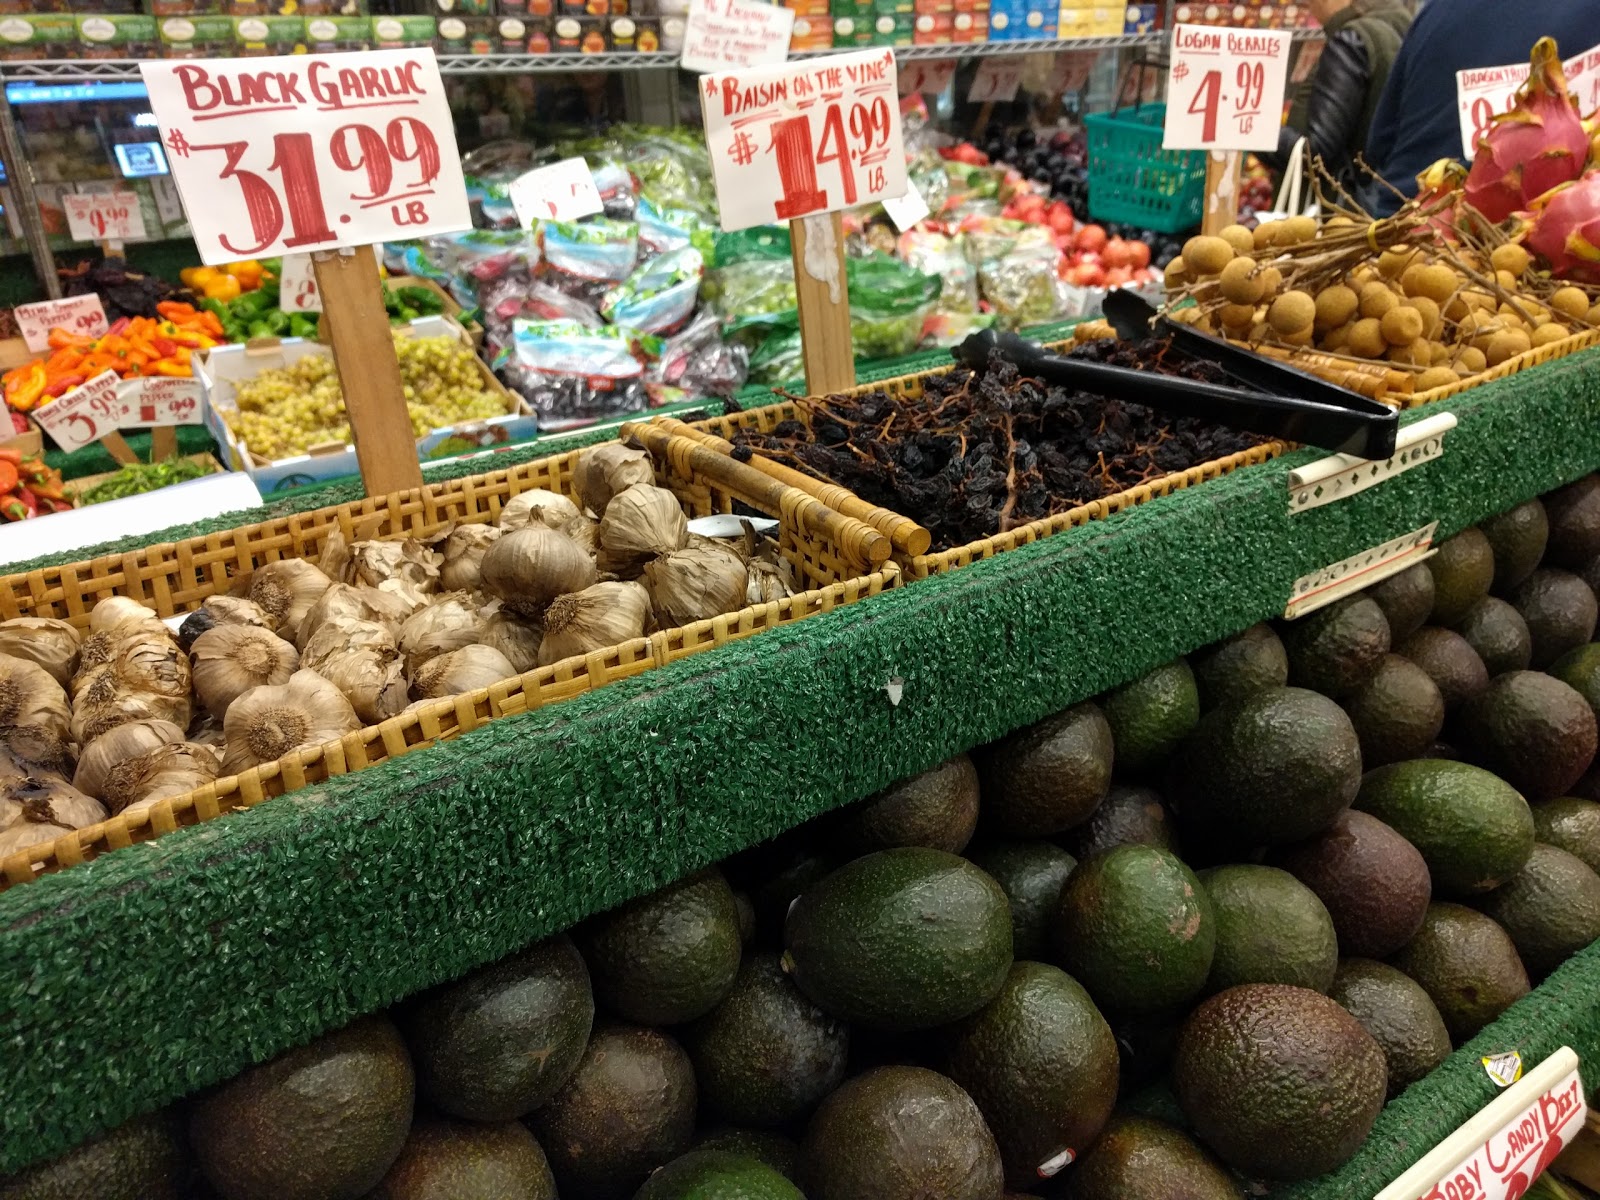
[[1459, 670, 1599, 799], [1395, 627, 1490, 711], [690, 1130, 799, 1181], [1052, 845, 1214, 1016], [1480, 499, 1549, 591], [1531, 796, 1600, 872], [528, 1024, 696, 1200], [1173, 983, 1387, 1180], [964, 840, 1077, 960], [403, 935, 593, 1122], [1392, 903, 1530, 1041], [942, 962, 1119, 1189], [1328, 959, 1452, 1099], [1508, 570, 1598, 668], [1550, 644, 1600, 719], [1456, 597, 1533, 676], [1427, 528, 1496, 626], [1061, 785, 1175, 860], [1541, 475, 1600, 568], [1269, 810, 1431, 958], [1355, 759, 1534, 895], [1100, 660, 1200, 778], [784, 847, 1012, 1030], [976, 703, 1113, 835], [1476, 843, 1600, 976], [1342, 653, 1445, 766], [0, 1111, 186, 1200], [366, 1119, 555, 1200], [1282, 597, 1391, 698], [1189, 623, 1289, 710], [577, 868, 742, 1025], [749, 849, 837, 948], [1174, 687, 1361, 845], [834, 753, 980, 854], [685, 952, 848, 1127], [633, 1150, 804, 1200], [189, 1016, 414, 1200], [1065, 1114, 1242, 1200], [1367, 562, 1436, 643], [1197, 865, 1338, 994], [798, 1066, 1003, 1200]]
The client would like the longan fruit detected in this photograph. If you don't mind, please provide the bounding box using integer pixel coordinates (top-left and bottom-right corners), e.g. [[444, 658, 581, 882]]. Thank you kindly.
[[1163, 256, 1189, 290], [1359, 282, 1399, 320], [1417, 365, 1462, 390], [1218, 224, 1256, 255], [1348, 317, 1387, 359], [1408, 264, 1460, 305], [1387, 342, 1429, 366], [1489, 243, 1532, 276], [1449, 292, 1495, 322], [1429, 340, 1451, 365], [1455, 345, 1488, 373], [1321, 322, 1353, 351], [1277, 326, 1315, 347], [1182, 235, 1234, 276], [1279, 216, 1318, 245], [1259, 266, 1284, 294], [1171, 306, 1204, 326], [1410, 296, 1443, 338], [1314, 285, 1360, 331], [1324, 215, 1356, 232], [1381, 305, 1425, 346], [1532, 322, 1573, 347], [1590, 302, 1600, 325], [1219, 302, 1259, 331], [1378, 247, 1418, 278], [1399, 262, 1431, 298], [1550, 286, 1590, 321], [1349, 265, 1381, 289], [1268, 290, 1317, 335], [1511, 302, 1548, 326], [1457, 309, 1499, 338], [1494, 269, 1520, 292], [1253, 222, 1279, 250], [1219, 257, 1266, 305], [1486, 328, 1532, 366]]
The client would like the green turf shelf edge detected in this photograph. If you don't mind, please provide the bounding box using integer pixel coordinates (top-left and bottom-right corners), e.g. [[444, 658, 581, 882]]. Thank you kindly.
[[0, 350, 1598, 1187]]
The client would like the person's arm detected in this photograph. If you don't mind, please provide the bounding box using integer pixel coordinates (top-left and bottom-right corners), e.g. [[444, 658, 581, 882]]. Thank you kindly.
[[1289, 29, 1373, 173]]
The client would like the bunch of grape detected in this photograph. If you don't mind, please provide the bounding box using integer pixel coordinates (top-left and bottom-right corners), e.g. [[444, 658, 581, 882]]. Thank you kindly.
[[226, 336, 505, 461]]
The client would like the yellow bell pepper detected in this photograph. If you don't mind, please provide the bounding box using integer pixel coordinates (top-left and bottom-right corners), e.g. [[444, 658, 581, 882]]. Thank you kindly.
[[202, 274, 242, 303], [180, 266, 220, 289], [225, 260, 265, 290]]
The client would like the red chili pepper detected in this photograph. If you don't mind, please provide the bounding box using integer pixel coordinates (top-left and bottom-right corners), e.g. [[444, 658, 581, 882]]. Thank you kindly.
[[106, 316, 131, 337], [44, 373, 85, 399]]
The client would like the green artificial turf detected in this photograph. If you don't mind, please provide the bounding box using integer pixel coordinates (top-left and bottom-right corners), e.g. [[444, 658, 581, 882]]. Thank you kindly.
[[0, 348, 1597, 1191]]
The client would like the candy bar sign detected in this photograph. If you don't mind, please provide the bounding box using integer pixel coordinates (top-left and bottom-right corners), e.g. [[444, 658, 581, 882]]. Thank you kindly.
[[139, 49, 471, 266], [701, 48, 907, 232]]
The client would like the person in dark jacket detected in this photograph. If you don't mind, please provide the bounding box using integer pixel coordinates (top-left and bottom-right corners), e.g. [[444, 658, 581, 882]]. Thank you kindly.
[[1365, 1, 1600, 214], [1265, 0, 1413, 195]]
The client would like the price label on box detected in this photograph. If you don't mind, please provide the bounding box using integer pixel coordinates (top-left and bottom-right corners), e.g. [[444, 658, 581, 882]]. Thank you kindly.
[[680, 0, 795, 74], [1456, 42, 1600, 159], [968, 57, 1025, 104], [508, 157, 605, 229], [1163, 25, 1292, 151], [31, 370, 123, 453], [121, 377, 205, 427], [701, 48, 908, 232], [278, 254, 322, 314], [898, 58, 956, 97], [14, 295, 108, 353], [139, 49, 472, 266], [1047, 51, 1097, 96], [63, 191, 146, 244]]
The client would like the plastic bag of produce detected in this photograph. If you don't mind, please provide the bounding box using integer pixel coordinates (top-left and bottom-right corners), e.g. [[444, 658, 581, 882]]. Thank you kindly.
[[898, 229, 979, 315], [603, 247, 704, 336], [648, 311, 749, 400], [979, 240, 1067, 330], [537, 218, 640, 309], [497, 319, 660, 430]]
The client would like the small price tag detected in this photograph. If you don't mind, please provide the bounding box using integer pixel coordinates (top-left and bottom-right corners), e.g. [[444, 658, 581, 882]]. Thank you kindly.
[[679, 0, 795, 74], [1047, 51, 1097, 96], [882, 180, 929, 231], [1456, 42, 1600, 159], [121, 377, 204, 427], [968, 57, 1024, 104], [897, 58, 956, 97], [1163, 24, 1293, 151], [63, 191, 146, 243], [139, 49, 472, 266], [508, 157, 606, 229], [701, 48, 908, 232], [14, 295, 108, 353], [278, 254, 322, 314], [32, 370, 122, 452]]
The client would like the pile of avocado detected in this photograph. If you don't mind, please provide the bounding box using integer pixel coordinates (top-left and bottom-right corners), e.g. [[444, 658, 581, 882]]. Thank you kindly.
[[12, 475, 1600, 1200]]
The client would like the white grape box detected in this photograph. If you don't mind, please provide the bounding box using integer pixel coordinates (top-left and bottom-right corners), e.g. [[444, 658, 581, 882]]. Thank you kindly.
[[198, 314, 532, 494]]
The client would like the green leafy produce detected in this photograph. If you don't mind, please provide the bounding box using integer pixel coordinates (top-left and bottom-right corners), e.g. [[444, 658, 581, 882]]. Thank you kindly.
[[80, 457, 211, 504]]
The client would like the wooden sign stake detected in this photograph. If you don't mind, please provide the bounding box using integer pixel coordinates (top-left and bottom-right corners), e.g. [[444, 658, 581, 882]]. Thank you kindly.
[[311, 245, 423, 497], [1203, 150, 1243, 235], [99, 431, 140, 465], [790, 212, 855, 396], [150, 425, 177, 461]]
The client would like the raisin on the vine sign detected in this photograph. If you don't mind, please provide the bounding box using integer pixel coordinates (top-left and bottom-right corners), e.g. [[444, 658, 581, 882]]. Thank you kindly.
[[1162, 24, 1292, 152], [138, 50, 471, 266], [700, 48, 907, 232]]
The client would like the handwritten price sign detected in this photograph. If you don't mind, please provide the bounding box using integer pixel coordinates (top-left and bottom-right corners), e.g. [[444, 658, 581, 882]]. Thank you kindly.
[[1163, 25, 1292, 151], [121, 378, 204, 428], [14, 295, 108, 353], [278, 254, 322, 314], [701, 48, 907, 232], [31, 371, 122, 453], [968, 57, 1025, 104], [508, 157, 605, 229], [897, 58, 956, 97], [63, 192, 146, 244], [138, 49, 472, 266], [1456, 43, 1600, 159], [680, 0, 795, 74]]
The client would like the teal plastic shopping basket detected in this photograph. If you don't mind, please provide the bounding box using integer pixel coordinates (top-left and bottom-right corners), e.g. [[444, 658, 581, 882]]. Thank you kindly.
[[1084, 104, 1207, 234]]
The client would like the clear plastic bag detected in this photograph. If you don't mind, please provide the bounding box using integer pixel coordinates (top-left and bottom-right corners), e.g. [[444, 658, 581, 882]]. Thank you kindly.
[[497, 319, 658, 430]]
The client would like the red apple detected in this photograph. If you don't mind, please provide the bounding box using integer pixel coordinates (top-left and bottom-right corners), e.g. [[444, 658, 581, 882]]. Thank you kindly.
[[1075, 223, 1108, 253]]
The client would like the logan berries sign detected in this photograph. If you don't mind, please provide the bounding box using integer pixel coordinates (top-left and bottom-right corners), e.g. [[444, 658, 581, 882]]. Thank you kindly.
[[1163, 24, 1292, 152], [701, 48, 908, 232], [139, 49, 471, 266]]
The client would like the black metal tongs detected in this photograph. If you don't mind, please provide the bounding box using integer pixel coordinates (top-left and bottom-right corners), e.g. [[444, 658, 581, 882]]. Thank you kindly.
[[952, 290, 1398, 459]]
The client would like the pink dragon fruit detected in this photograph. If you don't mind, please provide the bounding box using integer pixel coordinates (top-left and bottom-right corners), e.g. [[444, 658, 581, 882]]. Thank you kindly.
[[1523, 169, 1600, 282], [1463, 37, 1589, 223]]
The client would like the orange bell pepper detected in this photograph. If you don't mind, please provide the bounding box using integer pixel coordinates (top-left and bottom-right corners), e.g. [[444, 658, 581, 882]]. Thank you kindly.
[[156, 301, 197, 321], [2, 361, 47, 412], [147, 359, 193, 377]]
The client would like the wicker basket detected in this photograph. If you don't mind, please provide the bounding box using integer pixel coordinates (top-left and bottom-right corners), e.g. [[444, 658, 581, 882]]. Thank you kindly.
[[626, 346, 1287, 579], [0, 438, 895, 888]]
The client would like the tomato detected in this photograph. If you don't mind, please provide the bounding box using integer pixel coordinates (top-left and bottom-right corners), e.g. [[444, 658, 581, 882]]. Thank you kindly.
[[1048, 209, 1075, 235], [1125, 239, 1152, 269], [1101, 238, 1132, 269], [1105, 266, 1133, 286], [1075, 223, 1109, 253]]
